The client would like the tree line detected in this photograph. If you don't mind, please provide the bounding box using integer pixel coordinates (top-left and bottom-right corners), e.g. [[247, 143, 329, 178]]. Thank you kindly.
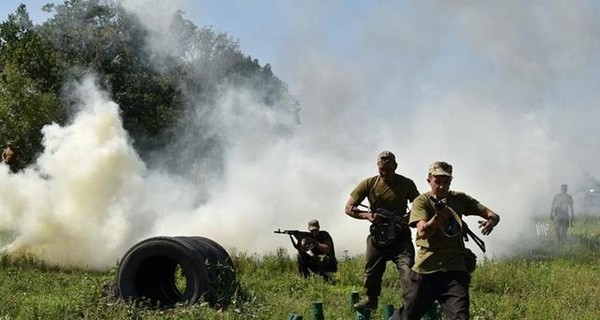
[[0, 1, 299, 172]]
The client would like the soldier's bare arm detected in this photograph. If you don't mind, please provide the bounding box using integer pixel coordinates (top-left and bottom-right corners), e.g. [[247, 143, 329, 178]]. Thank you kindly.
[[345, 196, 375, 222]]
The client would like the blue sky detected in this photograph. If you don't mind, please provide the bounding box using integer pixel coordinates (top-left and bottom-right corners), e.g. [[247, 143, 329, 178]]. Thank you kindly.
[[0, 1, 505, 96], [0, 1, 275, 65], [0, 1, 369, 73]]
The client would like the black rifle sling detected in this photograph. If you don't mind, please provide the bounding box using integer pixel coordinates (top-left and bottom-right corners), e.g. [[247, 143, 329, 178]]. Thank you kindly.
[[429, 195, 486, 253], [463, 222, 486, 253], [286, 234, 298, 250]]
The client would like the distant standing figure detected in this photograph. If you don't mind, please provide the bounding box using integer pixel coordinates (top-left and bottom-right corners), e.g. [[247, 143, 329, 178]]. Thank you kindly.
[[550, 184, 575, 244]]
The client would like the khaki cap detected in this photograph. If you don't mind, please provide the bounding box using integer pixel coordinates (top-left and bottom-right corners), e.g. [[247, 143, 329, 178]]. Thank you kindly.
[[429, 161, 453, 177]]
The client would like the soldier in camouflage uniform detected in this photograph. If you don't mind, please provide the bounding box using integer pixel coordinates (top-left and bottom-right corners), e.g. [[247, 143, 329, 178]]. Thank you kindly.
[[295, 219, 338, 281], [393, 161, 500, 320]]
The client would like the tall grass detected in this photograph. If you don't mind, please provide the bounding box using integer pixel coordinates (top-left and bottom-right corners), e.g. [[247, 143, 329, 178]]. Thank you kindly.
[[1, 217, 599, 319]]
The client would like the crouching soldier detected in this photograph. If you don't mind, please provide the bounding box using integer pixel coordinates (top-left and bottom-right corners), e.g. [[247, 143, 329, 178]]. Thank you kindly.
[[295, 219, 338, 281]]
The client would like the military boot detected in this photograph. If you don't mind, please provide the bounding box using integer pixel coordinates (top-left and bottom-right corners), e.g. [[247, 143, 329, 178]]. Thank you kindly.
[[353, 296, 378, 310]]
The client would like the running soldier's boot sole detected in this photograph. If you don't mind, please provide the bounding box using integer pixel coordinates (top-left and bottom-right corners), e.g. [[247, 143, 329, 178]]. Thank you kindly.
[[353, 296, 378, 310]]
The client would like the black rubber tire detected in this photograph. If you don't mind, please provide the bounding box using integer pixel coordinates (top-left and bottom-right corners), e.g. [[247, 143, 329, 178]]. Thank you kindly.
[[116, 236, 236, 308]]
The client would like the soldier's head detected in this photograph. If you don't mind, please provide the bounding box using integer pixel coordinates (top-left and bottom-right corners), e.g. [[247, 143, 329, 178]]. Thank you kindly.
[[377, 150, 397, 180], [561, 184, 568, 193], [427, 161, 453, 197], [308, 219, 320, 236]]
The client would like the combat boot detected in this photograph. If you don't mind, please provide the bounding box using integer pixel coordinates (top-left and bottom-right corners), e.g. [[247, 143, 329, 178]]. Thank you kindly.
[[353, 296, 378, 310]]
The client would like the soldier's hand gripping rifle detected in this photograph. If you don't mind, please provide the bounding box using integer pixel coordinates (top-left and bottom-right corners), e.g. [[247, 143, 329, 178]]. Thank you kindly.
[[355, 203, 409, 247], [429, 196, 486, 253], [274, 229, 316, 251], [356, 203, 408, 226]]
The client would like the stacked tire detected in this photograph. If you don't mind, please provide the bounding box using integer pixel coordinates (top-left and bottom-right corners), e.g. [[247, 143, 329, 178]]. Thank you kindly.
[[116, 236, 236, 309]]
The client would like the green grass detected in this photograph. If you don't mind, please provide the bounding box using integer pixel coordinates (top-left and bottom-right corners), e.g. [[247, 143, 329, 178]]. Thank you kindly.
[[1, 217, 600, 319]]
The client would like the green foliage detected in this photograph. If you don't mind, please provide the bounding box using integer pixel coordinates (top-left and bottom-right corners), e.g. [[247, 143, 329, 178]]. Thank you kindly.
[[0, 1, 299, 171], [1, 229, 600, 319], [0, 4, 66, 169], [472, 251, 600, 319], [38, 0, 181, 151]]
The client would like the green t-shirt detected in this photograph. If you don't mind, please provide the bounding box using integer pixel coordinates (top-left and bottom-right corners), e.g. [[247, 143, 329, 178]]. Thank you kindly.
[[350, 174, 419, 215], [410, 190, 488, 274]]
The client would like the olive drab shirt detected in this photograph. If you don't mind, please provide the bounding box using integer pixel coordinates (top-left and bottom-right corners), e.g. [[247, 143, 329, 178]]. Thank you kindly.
[[410, 190, 488, 274], [350, 174, 420, 215]]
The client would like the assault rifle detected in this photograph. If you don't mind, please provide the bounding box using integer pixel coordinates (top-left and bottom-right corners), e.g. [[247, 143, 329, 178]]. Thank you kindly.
[[373, 207, 408, 225], [356, 203, 408, 226], [429, 196, 486, 253], [354, 204, 409, 246], [274, 229, 316, 251]]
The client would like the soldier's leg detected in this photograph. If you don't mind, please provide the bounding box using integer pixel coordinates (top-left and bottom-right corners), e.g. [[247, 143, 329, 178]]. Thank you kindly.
[[392, 272, 439, 320], [391, 237, 441, 319], [561, 220, 569, 243], [312, 258, 336, 281], [437, 271, 470, 320], [555, 220, 565, 244], [355, 235, 386, 309], [554, 222, 562, 244], [391, 236, 416, 302], [558, 224, 563, 243], [296, 252, 311, 278], [364, 235, 387, 297]]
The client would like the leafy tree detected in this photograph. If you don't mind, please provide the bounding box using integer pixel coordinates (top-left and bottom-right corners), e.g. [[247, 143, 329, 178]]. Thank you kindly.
[[0, 0, 299, 174], [146, 12, 299, 184], [0, 4, 65, 170], [39, 0, 181, 152]]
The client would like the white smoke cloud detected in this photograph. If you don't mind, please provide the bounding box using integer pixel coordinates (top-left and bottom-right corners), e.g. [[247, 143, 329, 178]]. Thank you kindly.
[[246, 0, 600, 257], [0, 76, 148, 269], [3, 0, 600, 269]]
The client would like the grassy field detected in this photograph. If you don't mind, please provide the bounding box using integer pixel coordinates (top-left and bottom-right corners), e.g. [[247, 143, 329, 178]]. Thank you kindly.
[[1, 216, 600, 319]]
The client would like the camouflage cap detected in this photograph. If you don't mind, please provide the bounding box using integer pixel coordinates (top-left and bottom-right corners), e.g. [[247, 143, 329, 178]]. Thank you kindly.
[[429, 161, 453, 177], [308, 219, 320, 231], [377, 150, 396, 165]]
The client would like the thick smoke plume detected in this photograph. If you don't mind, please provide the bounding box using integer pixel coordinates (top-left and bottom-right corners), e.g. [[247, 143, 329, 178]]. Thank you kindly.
[[0, 76, 147, 269], [2, 1, 600, 269]]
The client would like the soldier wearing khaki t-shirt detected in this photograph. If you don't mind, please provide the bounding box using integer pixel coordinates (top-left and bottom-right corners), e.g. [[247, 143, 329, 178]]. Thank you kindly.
[[345, 150, 420, 311], [392, 161, 500, 320]]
